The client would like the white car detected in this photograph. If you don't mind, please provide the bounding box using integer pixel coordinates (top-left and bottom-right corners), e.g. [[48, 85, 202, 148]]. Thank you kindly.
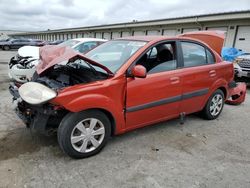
[[234, 53, 250, 78], [8, 38, 107, 83]]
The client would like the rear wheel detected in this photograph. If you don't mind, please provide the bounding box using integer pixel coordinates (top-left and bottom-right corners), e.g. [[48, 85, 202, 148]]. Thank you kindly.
[[202, 89, 224, 120], [57, 110, 111, 159]]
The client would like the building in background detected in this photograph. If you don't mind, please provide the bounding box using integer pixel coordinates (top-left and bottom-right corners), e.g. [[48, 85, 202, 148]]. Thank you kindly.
[[9, 10, 250, 52], [0, 30, 27, 40]]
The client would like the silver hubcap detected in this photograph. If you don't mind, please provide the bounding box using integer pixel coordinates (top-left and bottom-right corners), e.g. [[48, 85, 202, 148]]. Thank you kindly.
[[71, 118, 105, 153], [210, 94, 223, 116]]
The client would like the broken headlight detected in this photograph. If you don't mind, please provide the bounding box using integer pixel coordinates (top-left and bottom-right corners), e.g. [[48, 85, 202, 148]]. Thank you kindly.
[[19, 82, 57, 105]]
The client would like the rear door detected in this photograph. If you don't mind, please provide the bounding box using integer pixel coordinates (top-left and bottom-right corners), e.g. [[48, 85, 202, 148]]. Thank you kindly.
[[178, 40, 217, 114], [126, 41, 182, 129]]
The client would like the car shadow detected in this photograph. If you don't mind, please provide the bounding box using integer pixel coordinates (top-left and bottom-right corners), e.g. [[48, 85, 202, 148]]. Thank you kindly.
[[0, 110, 238, 160], [0, 128, 58, 161], [0, 116, 192, 160]]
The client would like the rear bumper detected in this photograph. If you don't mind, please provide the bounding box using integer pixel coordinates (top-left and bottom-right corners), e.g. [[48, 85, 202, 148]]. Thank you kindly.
[[226, 82, 247, 105]]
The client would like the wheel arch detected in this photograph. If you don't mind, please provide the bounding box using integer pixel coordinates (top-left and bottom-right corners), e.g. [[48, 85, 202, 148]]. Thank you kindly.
[[201, 81, 228, 110], [217, 86, 227, 99], [44, 107, 117, 137], [53, 93, 126, 134], [209, 78, 229, 100], [90, 108, 116, 136], [61, 108, 117, 136]]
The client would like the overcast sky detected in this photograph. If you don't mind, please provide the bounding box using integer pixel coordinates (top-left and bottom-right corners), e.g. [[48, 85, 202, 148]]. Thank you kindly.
[[0, 0, 250, 31]]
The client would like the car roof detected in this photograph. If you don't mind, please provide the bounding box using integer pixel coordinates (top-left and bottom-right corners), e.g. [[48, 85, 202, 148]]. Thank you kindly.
[[71, 38, 107, 42], [117, 31, 225, 55], [118, 35, 174, 42]]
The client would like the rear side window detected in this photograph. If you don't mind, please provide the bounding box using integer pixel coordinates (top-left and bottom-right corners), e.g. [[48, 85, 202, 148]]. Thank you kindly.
[[181, 42, 215, 67], [206, 49, 215, 64]]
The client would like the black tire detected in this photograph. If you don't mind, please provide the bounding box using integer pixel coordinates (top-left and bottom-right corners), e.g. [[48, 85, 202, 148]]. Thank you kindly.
[[3, 45, 10, 50], [57, 110, 111, 159], [201, 89, 225, 120]]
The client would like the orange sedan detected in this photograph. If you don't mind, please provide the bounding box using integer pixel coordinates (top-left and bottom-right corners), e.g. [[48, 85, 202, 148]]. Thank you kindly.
[[10, 31, 243, 158]]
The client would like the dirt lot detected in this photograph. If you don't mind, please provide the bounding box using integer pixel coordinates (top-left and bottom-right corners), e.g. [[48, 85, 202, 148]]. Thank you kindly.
[[0, 50, 250, 188]]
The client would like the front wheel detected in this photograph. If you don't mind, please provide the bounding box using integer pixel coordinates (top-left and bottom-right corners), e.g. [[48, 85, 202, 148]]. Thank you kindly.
[[57, 110, 111, 159], [3, 45, 10, 50], [201, 89, 225, 120]]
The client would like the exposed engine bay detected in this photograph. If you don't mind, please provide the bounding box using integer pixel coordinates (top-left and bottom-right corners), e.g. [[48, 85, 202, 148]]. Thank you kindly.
[[33, 59, 109, 89], [9, 58, 109, 135]]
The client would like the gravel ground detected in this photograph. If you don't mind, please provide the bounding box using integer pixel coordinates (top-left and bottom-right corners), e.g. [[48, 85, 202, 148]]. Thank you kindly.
[[0, 50, 250, 188]]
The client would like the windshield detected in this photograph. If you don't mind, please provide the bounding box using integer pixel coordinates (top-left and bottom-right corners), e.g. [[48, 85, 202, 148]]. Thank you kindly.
[[58, 39, 80, 48], [85, 40, 147, 73]]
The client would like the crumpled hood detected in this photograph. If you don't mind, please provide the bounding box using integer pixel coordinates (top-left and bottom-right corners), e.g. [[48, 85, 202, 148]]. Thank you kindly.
[[18, 46, 40, 58], [36, 45, 113, 75]]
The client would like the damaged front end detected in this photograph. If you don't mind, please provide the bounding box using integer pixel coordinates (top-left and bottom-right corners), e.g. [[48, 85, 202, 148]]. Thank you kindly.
[[10, 46, 113, 135], [10, 82, 66, 135], [8, 46, 40, 83], [9, 56, 39, 83]]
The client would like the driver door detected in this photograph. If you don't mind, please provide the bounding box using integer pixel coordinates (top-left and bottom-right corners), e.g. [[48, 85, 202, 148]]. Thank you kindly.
[[125, 41, 182, 130]]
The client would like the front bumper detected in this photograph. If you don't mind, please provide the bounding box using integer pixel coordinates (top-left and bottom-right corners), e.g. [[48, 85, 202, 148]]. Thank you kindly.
[[9, 83, 65, 134]]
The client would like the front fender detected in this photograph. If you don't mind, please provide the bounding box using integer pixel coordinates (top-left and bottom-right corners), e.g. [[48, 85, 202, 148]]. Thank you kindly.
[[63, 94, 117, 112], [52, 92, 126, 134]]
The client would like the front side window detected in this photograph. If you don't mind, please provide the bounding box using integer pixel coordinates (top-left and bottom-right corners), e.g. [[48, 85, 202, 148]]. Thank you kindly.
[[181, 42, 211, 67], [136, 42, 177, 74], [85, 40, 147, 73]]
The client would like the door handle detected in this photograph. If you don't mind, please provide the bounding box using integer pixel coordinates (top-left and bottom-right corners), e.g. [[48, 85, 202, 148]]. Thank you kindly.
[[209, 70, 216, 77], [170, 77, 180, 84]]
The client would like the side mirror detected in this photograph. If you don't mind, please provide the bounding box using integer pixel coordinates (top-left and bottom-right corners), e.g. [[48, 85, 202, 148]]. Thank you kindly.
[[131, 65, 147, 78]]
